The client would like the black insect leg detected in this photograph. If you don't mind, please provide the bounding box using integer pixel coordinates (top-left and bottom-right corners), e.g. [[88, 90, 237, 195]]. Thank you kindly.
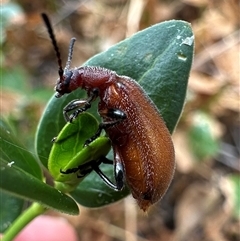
[[84, 108, 127, 146], [92, 156, 123, 191], [63, 89, 99, 122]]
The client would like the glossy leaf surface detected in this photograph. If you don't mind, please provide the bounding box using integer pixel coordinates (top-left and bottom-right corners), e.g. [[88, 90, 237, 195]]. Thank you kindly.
[[0, 119, 79, 215], [0, 159, 79, 215], [35, 20, 194, 208], [0, 192, 24, 232], [48, 113, 111, 191], [70, 165, 130, 208], [0, 119, 42, 179]]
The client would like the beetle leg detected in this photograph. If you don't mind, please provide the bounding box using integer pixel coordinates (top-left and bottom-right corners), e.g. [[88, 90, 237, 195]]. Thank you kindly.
[[84, 108, 126, 146], [98, 154, 124, 191], [113, 149, 124, 190], [60, 160, 94, 178], [115, 159, 124, 190], [61, 166, 91, 178], [60, 156, 122, 190], [60, 166, 81, 174], [101, 157, 113, 165], [60, 156, 110, 178], [102, 108, 126, 121], [83, 123, 105, 146], [63, 99, 91, 122], [92, 156, 122, 191], [63, 89, 98, 122]]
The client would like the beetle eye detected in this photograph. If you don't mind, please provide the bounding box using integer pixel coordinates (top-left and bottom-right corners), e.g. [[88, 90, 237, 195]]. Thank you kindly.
[[55, 71, 73, 97]]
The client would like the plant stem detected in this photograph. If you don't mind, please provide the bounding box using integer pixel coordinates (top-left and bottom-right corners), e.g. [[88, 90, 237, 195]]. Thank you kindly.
[[2, 202, 47, 241]]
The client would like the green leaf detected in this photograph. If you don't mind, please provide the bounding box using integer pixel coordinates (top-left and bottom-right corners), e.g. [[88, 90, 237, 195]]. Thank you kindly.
[[36, 20, 193, 167], [0, 159, 79, 215], [0, 119, 44, 229], [0, 191, 24, 232], [230, 175, 240, 219], [188, 112, 219, 161], [35, 20, 194, 208], [48, 112, 111, 191], [0, 119, 42, 179], [70, 164, 129, 208], [0, 66, 30, 94], [86, 20, 194, 132], [47, 113, 128, 207]]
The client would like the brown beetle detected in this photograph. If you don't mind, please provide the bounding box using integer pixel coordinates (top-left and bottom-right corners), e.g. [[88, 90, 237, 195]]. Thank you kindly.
[[42, 13, 175, 211]]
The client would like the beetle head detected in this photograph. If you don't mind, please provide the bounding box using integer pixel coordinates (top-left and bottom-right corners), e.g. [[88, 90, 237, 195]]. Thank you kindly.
[[55, 70, 73, 97]]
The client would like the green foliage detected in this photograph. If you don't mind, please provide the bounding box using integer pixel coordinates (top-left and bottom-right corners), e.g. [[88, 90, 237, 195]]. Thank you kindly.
[[0, 20, 193, 237], [0, 120, 42, 179], [230, 175, 240, 219], [0, 192, 24, 233], [48, 113, 111, 191], [188, 111, 219, 161], [0, 158, 79, 215], [35, 19, 193, 208]]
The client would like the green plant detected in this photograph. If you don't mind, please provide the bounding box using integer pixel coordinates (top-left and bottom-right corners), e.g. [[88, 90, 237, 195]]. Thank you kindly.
[[0, 20, 194, 240]]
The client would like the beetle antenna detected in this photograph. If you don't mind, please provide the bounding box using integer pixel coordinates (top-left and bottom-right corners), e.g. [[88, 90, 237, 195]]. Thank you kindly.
[[41, 13, 64, 80], [65, 37, 76, 72]]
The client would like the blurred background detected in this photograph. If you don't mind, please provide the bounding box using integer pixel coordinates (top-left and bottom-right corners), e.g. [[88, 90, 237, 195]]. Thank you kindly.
[[1, 0, 239, 240]]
